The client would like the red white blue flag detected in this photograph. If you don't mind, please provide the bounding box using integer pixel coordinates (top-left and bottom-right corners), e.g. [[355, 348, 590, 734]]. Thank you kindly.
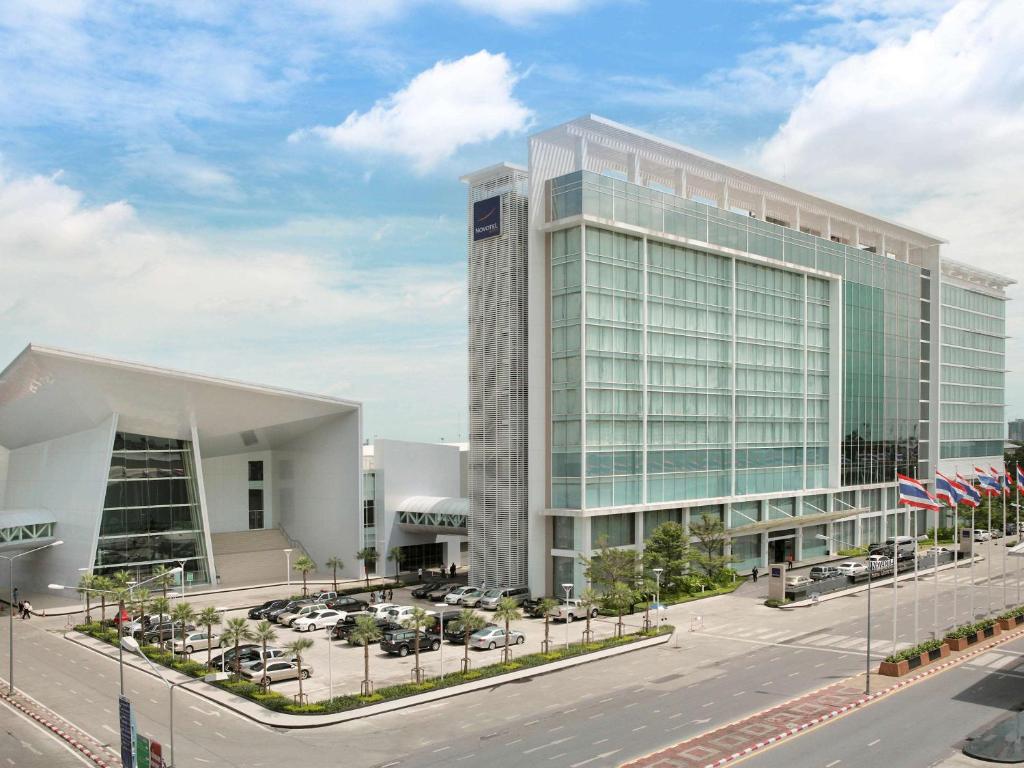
[[935, 472, 963, 508], [957, 473, 982, 508], [898, 473, 939, 511], [975, 467, 1002, 497], [1016, 465, 1024, 488]]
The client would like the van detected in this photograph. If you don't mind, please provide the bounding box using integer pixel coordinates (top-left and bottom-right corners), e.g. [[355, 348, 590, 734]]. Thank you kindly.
[[884, 536, 917, 555], [808, 565, 840, 580], [479, 586, 531, 610]]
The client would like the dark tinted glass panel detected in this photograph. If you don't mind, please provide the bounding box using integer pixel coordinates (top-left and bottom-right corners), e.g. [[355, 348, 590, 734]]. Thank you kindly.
[[148, 480, 171, 506], [248, 489, 264, 512], [248, 461, 264, 482], [170, 479, 191, 505], [104, 482, 123, 509], [123, 433, 147, 451]]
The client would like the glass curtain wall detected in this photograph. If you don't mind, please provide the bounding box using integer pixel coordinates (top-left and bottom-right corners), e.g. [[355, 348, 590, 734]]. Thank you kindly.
[[940, 284, 1005, 459], [97, 432, 209, 584], [551, 227, 583, 508]]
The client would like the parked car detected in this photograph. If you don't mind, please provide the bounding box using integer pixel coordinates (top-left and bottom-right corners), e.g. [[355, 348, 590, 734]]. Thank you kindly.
[[551, 599, 599, 622], [424, 610, 462, 633], [836, 561, 868, 576], [241, 660, 312, 684], [426, 585, 461, 602], [479, 586, 530, 610], [456, 588, 487, 607], [444, 586, 481, 606], [386, 606, 436, 623], [166, 631, 225, 654], [972, 529, 991, 542], [326, 596, 369, 613], [267, 600, 311, 622], [142, 621, 196, 645], [808, 565, 840, 581], [237, 648, 294, 671], [310, 590, 338, 602], [380, 628, 441, 656], [411, 582, 444, 599], [365, 603, 400, 618], [208, 643, 257, 669], [521, 597, 549, 618], [248, 600, 288, 620], [331, 614, 390, 641], [277, 604, 320, 627], [990, 528, 1004, 539], [344, 620, 402, 645], [866, 554, 893, 569], [126, 613, 171, 635], [784, 574, 814, 589], [292, 609, 344, 632], [469, 627, 525, 650]]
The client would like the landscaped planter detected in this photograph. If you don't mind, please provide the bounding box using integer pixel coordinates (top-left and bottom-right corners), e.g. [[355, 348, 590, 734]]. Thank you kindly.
[[998, 616, 1023, 631], [984, 625, 1001, 639], [947, 636, 970, 651], [880, 643, 950, 677]]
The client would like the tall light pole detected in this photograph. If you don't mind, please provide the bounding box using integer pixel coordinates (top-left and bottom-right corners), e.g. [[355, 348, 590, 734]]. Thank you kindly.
[[283, 549, 293, 587], [653, 568, 664, 633], [435, 604, 448, 679], [561, 584, 573, 649], [1, 539, 64, 694], [325, 625, 333, 700], [817, 533, 872, 694], [122, 635, 228, 768]]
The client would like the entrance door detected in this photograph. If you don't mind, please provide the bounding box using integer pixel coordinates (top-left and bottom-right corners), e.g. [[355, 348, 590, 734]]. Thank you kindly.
[[770, 538, 795, 565]]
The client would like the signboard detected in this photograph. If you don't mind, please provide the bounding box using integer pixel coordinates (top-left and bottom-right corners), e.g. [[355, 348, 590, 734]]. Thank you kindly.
[[472, 196, 501, 241], [187, 572, 194, 583], [118, 696, 136, 768], [136, 733, 150, 768], [150, 741, 163, 768], [767, 564, 787, 601]]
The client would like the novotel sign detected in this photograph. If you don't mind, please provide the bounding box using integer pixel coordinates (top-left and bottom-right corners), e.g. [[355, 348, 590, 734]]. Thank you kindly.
[[473, 196, 501, 241]]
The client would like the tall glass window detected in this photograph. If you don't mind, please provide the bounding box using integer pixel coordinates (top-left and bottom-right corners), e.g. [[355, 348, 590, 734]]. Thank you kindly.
[[591, 513, 636, 547], [97, 432, 208, 584]]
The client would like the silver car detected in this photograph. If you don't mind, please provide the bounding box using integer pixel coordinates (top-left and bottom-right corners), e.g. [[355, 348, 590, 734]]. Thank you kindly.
[[166, 631, 226, 654], [469, 627, 525, 650], [478, 586, 530, 610], [241, 660, 312, 684]]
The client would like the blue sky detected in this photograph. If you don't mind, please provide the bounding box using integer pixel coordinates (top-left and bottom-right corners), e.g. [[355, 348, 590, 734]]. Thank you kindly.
[[2, 0, 1021, 442]]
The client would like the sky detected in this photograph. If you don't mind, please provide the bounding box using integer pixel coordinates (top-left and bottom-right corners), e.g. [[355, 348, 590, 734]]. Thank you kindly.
[[1, 0, 1021, 443]]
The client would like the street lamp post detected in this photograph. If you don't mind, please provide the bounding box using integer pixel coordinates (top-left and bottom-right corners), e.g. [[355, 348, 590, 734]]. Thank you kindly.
[[435, 604, 447, 679], [122, 635, 228, 768], [561, 584, 573, 649], [652, 568, 664, 632], [1, 540, 64, 694], [816, 533, 872, 694], [283, 549, 293, 587], [326, 625, 333, 700]]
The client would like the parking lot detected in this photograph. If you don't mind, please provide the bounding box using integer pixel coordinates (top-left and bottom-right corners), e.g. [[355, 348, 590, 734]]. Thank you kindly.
[[197, 583, 646, 702]]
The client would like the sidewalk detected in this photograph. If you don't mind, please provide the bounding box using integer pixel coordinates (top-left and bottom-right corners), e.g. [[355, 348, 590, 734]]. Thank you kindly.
[[622, 611, 1024, 768], [0, 683, 122, 768]]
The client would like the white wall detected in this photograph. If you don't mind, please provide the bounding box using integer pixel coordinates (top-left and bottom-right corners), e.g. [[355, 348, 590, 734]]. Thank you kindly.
[[202, 450, 274, 533], [0, 446, 8, 504], [2, 416, 115, 594], [274, 411, 361, 579]]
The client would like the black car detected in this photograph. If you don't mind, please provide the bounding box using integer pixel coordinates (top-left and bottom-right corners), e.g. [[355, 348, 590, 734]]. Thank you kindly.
[[266, 600, 310, 622], [335, 617, 402, 643], [411, 582, 443, 599], [444, 619, 497, 644], [142, 621, 196, 645], [248, 600, 288, 620], [424, 610, 462, 632], [325, 596, 369, 613], [209, 644, 259, 669], [380, 628, 441, 656], [426, 584, 460, 602], [521, 597, 551, 618]]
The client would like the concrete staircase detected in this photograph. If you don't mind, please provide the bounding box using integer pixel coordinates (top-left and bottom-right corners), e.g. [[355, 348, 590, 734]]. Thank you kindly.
[[211, 529, 311, 588]]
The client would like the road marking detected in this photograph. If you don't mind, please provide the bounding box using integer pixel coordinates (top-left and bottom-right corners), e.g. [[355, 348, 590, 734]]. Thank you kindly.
[[701, 701, 714, 708], [868, 739, 880, 746], [548, 753, 567, 760], [691, 718, 711, 725], [625, 702, 638, 709], [215, 732, 225, 739], [632, 725, 647, 732], [668, 712, 684, 719], [599, 697, 614, 703], [195, 759, 211, 764], [19, 741, 41, 756], [548, 725, 564, 733], [732, 691, 745, 697], [826, 760, 841, 767], [562, 708, 577, 714], [588, 713, 604, 719], [570, 751, 622, 768], [788, 672, 800, 677], [525, 720, 539, 726], [523, 737, 574, 754], [102, 725, 117, 734], [456, 755, 475, 761], [433, 746, 451, 753], [815, 663, 826, 668], [593, 738, 609, 745], [505, 739, 523, 746], [761, 681, 773, 687], [150, 699, 159, 704]]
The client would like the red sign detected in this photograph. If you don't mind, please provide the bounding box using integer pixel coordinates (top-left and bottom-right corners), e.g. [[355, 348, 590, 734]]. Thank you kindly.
[[150, 741, 163, 768]]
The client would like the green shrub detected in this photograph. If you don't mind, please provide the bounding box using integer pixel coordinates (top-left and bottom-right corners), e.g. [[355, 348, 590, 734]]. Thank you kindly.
[[837, 547, 868, 557], [884, 638, 943, 664], [998, 606, 1024, 621], [764, 598, 791, 608]]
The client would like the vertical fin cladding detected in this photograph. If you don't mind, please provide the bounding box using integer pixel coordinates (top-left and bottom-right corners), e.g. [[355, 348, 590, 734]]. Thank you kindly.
[[465, 165, 530, 590]]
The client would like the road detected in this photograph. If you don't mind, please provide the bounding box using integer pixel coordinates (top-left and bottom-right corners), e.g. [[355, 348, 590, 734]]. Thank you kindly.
[[738, 634, 1024, 768], [0, 546, 1020, 768], [0, 700, 92, 767]]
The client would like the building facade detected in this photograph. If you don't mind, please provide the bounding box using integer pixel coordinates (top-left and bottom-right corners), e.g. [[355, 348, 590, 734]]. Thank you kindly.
[[1011, 419, 1024, 443], [465, 116, 1013, 596]]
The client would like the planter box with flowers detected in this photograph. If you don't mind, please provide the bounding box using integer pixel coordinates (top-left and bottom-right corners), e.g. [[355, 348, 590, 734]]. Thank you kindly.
[[997, 607, 1024, 632], [879, 639, 949, 677], [944, 618, 1000, 651]]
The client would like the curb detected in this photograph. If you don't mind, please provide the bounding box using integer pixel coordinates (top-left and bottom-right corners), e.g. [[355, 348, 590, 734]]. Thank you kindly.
[[0, 690, 119, 768], [691, 620, 1024, 768]]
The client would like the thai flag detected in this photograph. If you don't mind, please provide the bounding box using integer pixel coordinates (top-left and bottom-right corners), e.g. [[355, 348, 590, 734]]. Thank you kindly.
[[957, 473, 982, 508], [975, 467, 1002, 497], [1017, 464, 1024, 488], [898, 473, 939, 511], [992, 466, 1011, 496], [935, 472, 963, 508]]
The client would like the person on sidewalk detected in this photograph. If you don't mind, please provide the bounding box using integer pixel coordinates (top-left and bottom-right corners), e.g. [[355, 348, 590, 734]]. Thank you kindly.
[[417, 567, 423, 582], [21, 599, 32, 619], [751, 566, 759, 583], [386, 588, 393, 602], [449, 562, 456, 578]]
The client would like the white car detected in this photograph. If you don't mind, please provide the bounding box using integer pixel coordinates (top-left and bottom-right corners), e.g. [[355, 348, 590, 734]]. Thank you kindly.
[[386, 605, 436, 623], [784, 574, 814, 588], [444, 586, 478, 605], [126, 613, 171, 634], [866, 554, 892, 569], [836, 561, 867, 576], [365, 603, 399, 618], [292, 609, 343, 632], [552, 599, 599, 622], [469, 627, 525, 650], [277, 604, 319, 627]]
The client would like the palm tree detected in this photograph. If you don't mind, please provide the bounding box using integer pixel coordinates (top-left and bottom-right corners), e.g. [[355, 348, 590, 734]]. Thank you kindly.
[[493, 597, 522, 663], [325, 556, 344, 592], [112, 586, 131, 635], [388, 547, 403, 584], [132, 587, 150, 626], [221, 618, 255, 679], [148, 596, 171, 643], [151, 564, 175, 603], [77, 574, 97, 623], [110, 569, 133, 589], [293, 555, 316, 597], [537, 598, 559, 653], [356, 548, 377, 589], [349, 615, 382, 695], [604, 582, 634, 638], [402, 607, 431, 683], [170, 602, 195, 656], [457, 609, 487, 673], [196, 607, 222, 668], [285, 637, 314, 703], [92, 576, 113, 623], [251, 620, 278, 691], [578, 588, 599, 643]]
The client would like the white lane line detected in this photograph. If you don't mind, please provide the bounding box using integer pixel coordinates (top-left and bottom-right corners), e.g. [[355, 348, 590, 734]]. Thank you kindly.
[[701, 701, 714, 708], [632, 725, 647, 732], [868, 738, 881, 746], [457, 754, 475, 762], [570, 751, 622, 768], [525, 719, 539, 726], [102, 725, 117, 734], [523, 737, 574, 755], [588, 713, 604, 719], [599, 697, 613, 703], [548, 726, 565, 733], [732, 691, 746, 697], [548, 753, 567, 761], [505, 739, 523, 746], [433, 746, 451, 753], [593, 738, 609, 745], [761, 682, 774, 687], [788, 672, 800, 677], [625, 702, 638, 709], [215, 732, 225, 739], [562, 708, 577, 714], [826, 760, 841, 767], [814, 663, 826, 668]]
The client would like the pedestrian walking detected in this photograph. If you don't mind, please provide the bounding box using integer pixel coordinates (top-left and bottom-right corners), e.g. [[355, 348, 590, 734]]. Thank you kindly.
[[12, 587, 18, 605], [369, 591, 376, 605], [417, 567, 423, 582], [751, 566, 759, 583], [21, 600, 32, 619], [386, 588, 393, 601], [449, 562, 456, 578]]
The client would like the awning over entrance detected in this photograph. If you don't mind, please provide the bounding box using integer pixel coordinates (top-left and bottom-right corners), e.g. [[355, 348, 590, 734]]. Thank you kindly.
[[396, 496, 468, 534]]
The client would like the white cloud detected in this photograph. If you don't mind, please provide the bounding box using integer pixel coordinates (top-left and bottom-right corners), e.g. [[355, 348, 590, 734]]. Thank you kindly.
[[0, 167, 468, 440], [454, 0, 595, 24], [292, 50, 532, 172], [757, 0, 1024, 412]]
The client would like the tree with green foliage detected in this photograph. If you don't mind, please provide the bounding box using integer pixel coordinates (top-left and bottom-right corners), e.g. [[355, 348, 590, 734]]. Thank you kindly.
[[356, 548, 378, 589], [325, 556, 344, 592], [77, 574, 97, 623], [293, 555, 316, 597], [537, 597, 559, 652], [388, 547, 404, 584], [688, 513, 734, 583], [196, 607, 223, 669], [170, 602, 195, 656], [92, 576, 113, 623], [603, 582, 635, 637], [580, 536, 641, 593], [493, 597, 522, 663], [642, 521, 688, 594], [110, 569, 133, 589], [131, 587, 150, 625], [402, 606, 432, 682], [285, 637, 314, 703], [251, 620, 278, 691], [151, 564, 176, 603], [221, 617, 254, 679], [578, 588, 600, 643], [350, 614, 383, 695], [149, 596, 171, 643], [457, 609, 487, 672]]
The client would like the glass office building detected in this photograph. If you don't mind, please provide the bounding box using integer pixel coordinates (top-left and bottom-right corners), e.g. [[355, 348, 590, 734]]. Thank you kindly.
[[464, 116, 1012, 595]]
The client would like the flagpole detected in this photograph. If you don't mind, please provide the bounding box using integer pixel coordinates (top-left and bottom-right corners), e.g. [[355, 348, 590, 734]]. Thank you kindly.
[[1016, 464, 1021, 606], [893, 468, 899, 656], [1003, 468, 1008, 609], [989, 483, 994, 616], [913, 507, 919, 642], [953, 493, 959, 622], [933, 504, 940, 637]]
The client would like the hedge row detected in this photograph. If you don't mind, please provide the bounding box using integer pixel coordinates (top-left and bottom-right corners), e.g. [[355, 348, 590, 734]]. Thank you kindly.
[[884, 638, 943, 664], [75, 621, 672, 716], [998, 605, 1024, 622], [944, 617, 996, 640]]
